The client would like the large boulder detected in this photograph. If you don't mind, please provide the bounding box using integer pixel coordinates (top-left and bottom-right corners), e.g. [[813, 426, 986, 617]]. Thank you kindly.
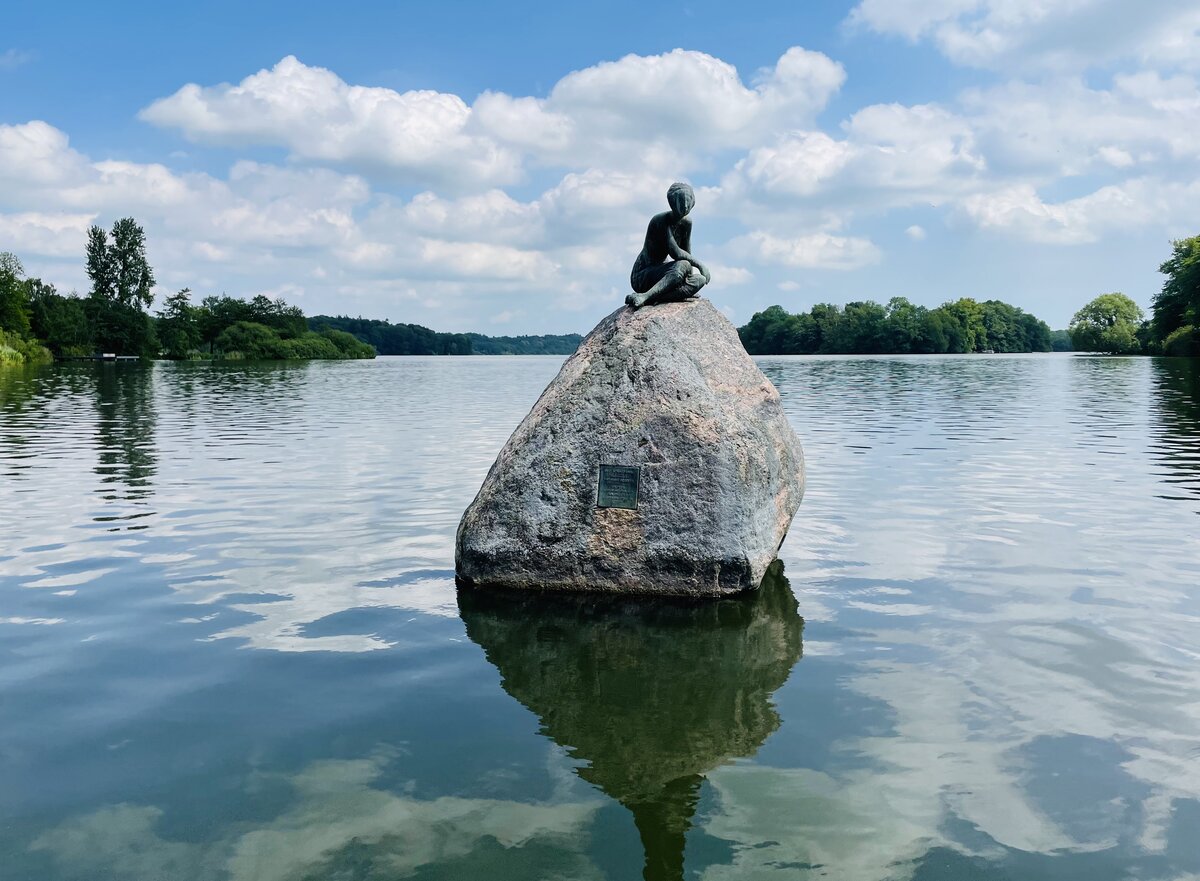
[[455, 298, 804, 595]]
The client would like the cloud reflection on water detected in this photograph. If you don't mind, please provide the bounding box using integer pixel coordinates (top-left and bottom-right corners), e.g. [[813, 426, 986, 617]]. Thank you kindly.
[[3, 354, 1200, 879], [32, 752, 601, 881]]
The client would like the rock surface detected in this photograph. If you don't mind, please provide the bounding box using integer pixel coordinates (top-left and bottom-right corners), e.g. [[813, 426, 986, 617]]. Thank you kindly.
[[455, 298, 805, 595]]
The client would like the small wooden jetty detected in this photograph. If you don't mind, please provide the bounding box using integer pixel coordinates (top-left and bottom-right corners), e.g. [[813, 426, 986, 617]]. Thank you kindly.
[[62, 354, 143, 362]]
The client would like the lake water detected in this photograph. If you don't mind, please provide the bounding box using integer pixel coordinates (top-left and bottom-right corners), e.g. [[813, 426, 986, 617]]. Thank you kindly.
[[1, 353, 1199, 881]]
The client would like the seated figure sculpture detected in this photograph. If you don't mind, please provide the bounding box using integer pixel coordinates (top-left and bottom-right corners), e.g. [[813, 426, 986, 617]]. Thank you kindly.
[[625, 182, 712, 310]]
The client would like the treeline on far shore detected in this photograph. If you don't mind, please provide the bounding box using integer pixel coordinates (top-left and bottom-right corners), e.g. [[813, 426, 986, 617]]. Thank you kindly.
[[310, 315, 583, 356], [738, 297, 1058, 355], [5, 218, 1196, 365], [740, 234, 1200, 357], [0, 219, 375, 365]]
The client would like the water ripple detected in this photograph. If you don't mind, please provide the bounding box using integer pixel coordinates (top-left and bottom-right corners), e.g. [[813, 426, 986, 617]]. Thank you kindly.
[[2, 353, 1199, 880]]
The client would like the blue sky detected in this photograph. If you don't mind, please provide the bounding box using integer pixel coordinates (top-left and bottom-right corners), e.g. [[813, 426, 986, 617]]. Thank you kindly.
[[3, 0, 1199, 332]]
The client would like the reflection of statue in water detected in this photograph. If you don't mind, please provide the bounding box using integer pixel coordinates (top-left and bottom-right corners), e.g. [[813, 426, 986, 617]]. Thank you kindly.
[[626, 182, 712, 310], [458, 563, 803, 881]]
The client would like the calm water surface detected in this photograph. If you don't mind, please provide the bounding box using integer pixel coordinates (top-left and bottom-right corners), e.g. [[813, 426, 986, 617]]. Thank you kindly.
[[1, 354, 1199, 880]]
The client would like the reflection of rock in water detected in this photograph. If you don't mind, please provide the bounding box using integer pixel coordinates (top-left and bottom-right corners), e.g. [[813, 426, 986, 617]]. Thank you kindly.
[[458, 563, 803, 881]]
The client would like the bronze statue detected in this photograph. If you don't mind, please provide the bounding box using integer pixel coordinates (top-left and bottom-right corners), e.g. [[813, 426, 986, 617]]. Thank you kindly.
[[626, 182, 711, 310]]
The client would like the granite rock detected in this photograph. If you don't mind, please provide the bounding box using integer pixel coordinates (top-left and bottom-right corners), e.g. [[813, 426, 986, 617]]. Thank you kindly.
[[455, 298, 805, 595]]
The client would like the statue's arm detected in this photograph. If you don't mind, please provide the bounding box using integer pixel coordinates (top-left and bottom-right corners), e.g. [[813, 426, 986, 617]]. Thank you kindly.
[[666, 222, 693, 261], [667, 222, 710, 282]]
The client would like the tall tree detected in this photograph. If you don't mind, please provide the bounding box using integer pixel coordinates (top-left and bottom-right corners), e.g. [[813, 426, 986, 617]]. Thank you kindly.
[[84, 218, 157, 355], [109, 217, 155, 308], [85, 225, 115, 300]]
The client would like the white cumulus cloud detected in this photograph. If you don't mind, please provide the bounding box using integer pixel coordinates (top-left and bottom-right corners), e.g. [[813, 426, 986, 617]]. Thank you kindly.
[[958, 178, 1198, 244], [140, 49, 846, 184], [732, 230, 882, 270], [847, 0, 1200, 71], [140, 56, 523, 189]]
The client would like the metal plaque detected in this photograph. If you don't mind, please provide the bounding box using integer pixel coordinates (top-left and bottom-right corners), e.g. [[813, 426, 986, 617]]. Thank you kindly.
[[597, 464, 640, 510]]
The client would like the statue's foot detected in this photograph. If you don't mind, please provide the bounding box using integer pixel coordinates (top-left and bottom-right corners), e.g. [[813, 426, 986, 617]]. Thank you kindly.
[[625, 293, 646, 310]]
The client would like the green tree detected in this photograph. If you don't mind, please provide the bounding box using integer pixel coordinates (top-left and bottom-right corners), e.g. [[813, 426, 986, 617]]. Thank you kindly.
[[88, 300, 158, 357], [85, 218, 157, 355], [940, 298, 986, 351], [924, 306, 969, 352], [247, 294, 306, 338], [826, 301, 887, 353], [198, 296, 246, 352], [980, 300, 1018, 351], [1153, 236, 1200, 339], [109, 217, 155, 308], [884, 297, 927, 353], [0, 252, 24, 278], [27, 281, 92, 356], [1163, 325, 1200, 356], [0, 252, 49, 365], [740, 306, 808, 355], [0, 252, 33, 338], [1049, 329, 1073, 352], [212, 319, 375, 361], [810, 303, 842, 353], [1018, 311, 1053, 352], [919, 310, 951, 353], [156, 288, 201, 358], [319, 328, 376, 358], [85, 226, 116, 300], [1152, 235, 1200, 355], [214, 321, 284, 359], [1069, 293, 1145, 354]]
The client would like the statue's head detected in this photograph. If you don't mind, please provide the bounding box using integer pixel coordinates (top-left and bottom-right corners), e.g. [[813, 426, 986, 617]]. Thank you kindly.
[[667, 182, 695, 218]]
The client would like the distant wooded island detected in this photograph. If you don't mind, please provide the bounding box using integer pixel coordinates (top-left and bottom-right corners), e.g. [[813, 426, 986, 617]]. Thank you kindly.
[[737, 297, 1059, 355], [737, 236, 1199, 357]]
